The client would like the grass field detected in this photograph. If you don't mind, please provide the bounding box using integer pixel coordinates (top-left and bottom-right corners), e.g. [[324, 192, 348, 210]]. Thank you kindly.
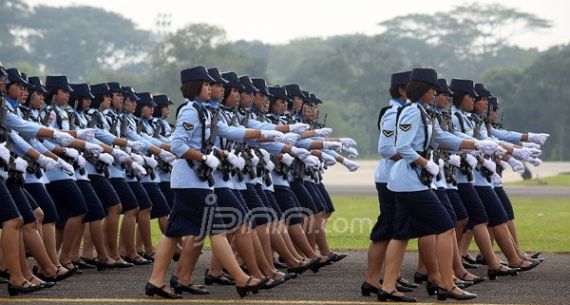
[[151, 194, 570, 252], [508, 173, 570, 186]]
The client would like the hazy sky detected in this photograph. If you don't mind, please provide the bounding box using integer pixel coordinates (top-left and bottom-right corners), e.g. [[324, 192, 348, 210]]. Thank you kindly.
[[25, 0, 570, 50]]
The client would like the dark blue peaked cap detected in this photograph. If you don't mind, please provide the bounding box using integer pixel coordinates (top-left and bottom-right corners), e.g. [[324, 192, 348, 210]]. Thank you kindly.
[[221, 72, 245, 91], [239, 75, 259, 93], [474, 83, 492, 98], [154, 94, 173, 106], [410, 68, 440, 89], [251, 78, 271, 96], [136, 92, 157, 107], [450, 79, 477, 97], [181, 66, 215, 84], [284, 84, 306, 99], [268, 86, 291, 102], [6, 68, 29, 87], [437, 79, 452, 95], [107, 82, 122, 94], [207, 67, 229, 85], [70, 83, 95, 99], [122, 86, 141, 101], [91, 83, 111, 97], [390, 71, 411, 87], [45, 75, 73, 92], [27, 76, 47, 94]]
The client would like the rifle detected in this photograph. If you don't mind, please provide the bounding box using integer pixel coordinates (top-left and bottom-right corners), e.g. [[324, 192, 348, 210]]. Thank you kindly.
[[196, 103, 219, 187], [416, 107, 437, 186]]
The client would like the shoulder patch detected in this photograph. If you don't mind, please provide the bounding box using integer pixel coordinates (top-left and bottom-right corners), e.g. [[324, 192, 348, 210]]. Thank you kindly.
[[183, 122, 194, 131], [399, 124, 412, 132], [382, 130, 394, 137]]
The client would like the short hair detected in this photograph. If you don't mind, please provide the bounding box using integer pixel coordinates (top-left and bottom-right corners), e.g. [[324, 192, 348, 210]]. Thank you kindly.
[[452, 92, 467, 108], [389, 85, 404, 99], [406, 80, 433, 103], [180, 80, 205, 100]]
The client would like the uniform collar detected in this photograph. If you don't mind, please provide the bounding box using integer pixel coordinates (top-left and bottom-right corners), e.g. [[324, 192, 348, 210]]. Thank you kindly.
[[5, 97, 18, 111], [390, 98, 406, 107]]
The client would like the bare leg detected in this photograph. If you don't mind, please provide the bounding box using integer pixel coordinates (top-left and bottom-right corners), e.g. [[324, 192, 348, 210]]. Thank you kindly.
[[364, 240, 388, 287], [380, 239, 408, 295], [175, 237, 204, 285], [418, 235, 441, 283], [60, 215, 85, 264], [3, 218, 28, 285], [41, 223, 60, 266], [119, 208, 139, 258], [137, 208, 153, 256], [104, 204, 122, 259]]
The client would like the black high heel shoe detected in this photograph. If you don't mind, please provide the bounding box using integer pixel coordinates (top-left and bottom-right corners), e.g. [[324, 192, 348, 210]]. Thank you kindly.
[[33, 265, 76, 282], [236, 276, 269, 298], [436, 286, 477, 301], [488, 266, 520, 280], [171, 279, 210, 295], [144, 282, 182, 299], [413, 272, 428, 284], [73, 259, 96, 270], [397, 276, 419, 289], [455, 279, 474, 289], [330, 252, 348, 262], [204, 270, 235, 286], [288, 258, 318, 275], [462, 255, 478, 264], [360, 281, 379, 296], [310, 256, 334, 273], [123, 255, 152, 266], [509, 260, 541, 272], [379, 279, 413, 293], [458, 272, 486, 285], [462, 260, 479, 269], [426, 280, 439, 296], [7, 281, 44, 296], [377, 289, 416, 302]]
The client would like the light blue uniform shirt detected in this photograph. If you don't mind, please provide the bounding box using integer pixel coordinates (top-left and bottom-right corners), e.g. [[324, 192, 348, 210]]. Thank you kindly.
[[491, 127, 522, 145], [375, 99, 405, 183]]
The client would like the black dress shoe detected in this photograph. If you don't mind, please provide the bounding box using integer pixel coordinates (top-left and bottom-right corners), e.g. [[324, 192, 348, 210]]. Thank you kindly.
[[488, 266, 520, 280], [111, 259, 133, 268], [39, 281, 56, 289], [80, 257, 98, 266], [171, 280, 210, 295], [274, 260, 288, 269], [0, 269, 10, 279], [509, 260, 541, 272], [377, 289, 416, 302], [142, 252, 155, 262], [437, 286, 477, 301], [379, 279, 413, 293], [145, 282, 182, 299], [7, 281, 44, 296], [530, 252, 541, 259], [330, 252, 348, 262], [426, 280, 439, 296], [455, 279, 474, 289], [283, 272, 297, 282], [413, 272, 428, 284], [33, 265, 76, 282], [235, 277, 269, 298], [462, 255, 478, 264], [123, 256, 152, 266], [310, 256, 334, 273], [204, 270, 235, 286], [287, 258, 318, 275], [462, 260, 479, 269], [73, 259, 96, 270], [360, 281, 379, 296], [397, 276, 419, 289]]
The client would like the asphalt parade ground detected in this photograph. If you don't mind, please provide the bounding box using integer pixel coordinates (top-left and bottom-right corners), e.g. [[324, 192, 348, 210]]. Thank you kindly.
[[1, 251, 568, 305]]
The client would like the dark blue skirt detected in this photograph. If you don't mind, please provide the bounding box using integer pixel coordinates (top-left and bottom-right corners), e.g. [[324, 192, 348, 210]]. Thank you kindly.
[[76, 180, 106, 223], [232, 189, 254, 228], [159, 181, 174, 208], [165, 188, 225, 238], [110, 178, 139, 213], [474, 186, 509, 227], [0, 178, 21, 224], [24, 183, 59, 224], [457, 183, 489, 230], [88, 175, 120, 210], [370, 183, 396, 241], [494, 187, 515, 220], [290, 180, 318, 214], [263, 190, 283, 220], [393, 190, 454, 240], [128, 182, 152, 210], [317, 183, 335, 213], [445, 189, 468, 221], [143, 183, 171, 219], [46, 179, 88, 228], [214, 187, 249, 230], [434, 188, 457, 226], [253, 183, 280, 221], [273, 185, 304, 226], [23, 189, 39, 210], [240, 184, 271, 227], [303, 181, 326, 213]]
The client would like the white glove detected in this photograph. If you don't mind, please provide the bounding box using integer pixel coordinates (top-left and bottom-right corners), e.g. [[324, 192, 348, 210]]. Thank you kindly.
[[499, 160, 509, 171], [131, 162, 147, 176], [250, 149, 260, 167], [76, 155, 86, 169], [260, 130, 284, 140], [528, 158, 542, 167], [290, 147, 311, 160], [342, 158, 360, 172], [474, 139, 499, 155], [339, 138, 357, 148], [0, 143, 11, 164], [424, 160, 440, 177], [323, 141, 342, 151], [158, 150, 176, 163], [127, 140, 145, 152], [205, 152, 220, 170], [528, 132, 549, 145], [522, 142, 541, 149], [57, 158, 75, 175], [482, 159, 497, 173], [264, 159, 275, 171], [526, 147, 542, 158], [465, 154, 478, 169], [448, 154, 461, 167], [343, 146, 359, 159], [321, 153, 336, 166], [37, 155, 58, 171], [84, 142, 103, 154], [98, 153, 114, 165], [235, 153, 246, 170], [438, 158, 445, 172], [315, 128, 333, 137], [226, 152, 241, 168], [507, 157, 524, 172], [280, 153, 294, 167], [259, 149, 271, 163], [302, 155, 320, 169], [13, 157, 28, 173], [111, 148, 130, 163], [76, 128, 96, 141], [275, 133, 301, 145], [63, 148, 80, 159], [288, 123, 309, 134], [129, 153, 145, 165], [512, 148, 532, 161], [143, 156, 158, 169], [53, 131, 75, 146]]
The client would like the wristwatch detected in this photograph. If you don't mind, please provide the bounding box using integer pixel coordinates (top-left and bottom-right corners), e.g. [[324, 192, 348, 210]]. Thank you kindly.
[[201, 154, 208, 162]]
